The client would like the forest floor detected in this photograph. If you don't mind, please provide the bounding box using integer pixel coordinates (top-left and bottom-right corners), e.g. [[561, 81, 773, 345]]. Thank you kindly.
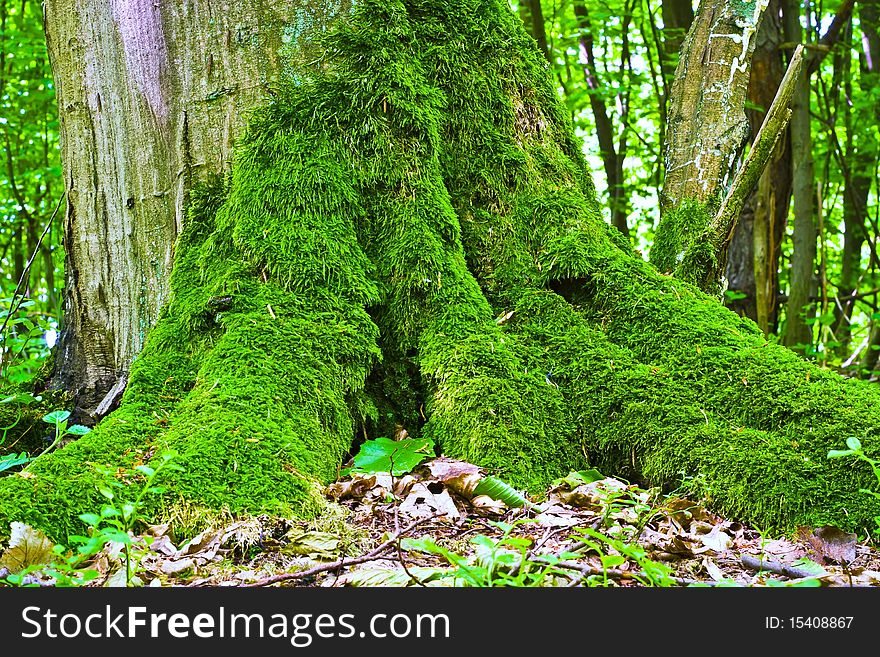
[[3, 455, 880, 588]]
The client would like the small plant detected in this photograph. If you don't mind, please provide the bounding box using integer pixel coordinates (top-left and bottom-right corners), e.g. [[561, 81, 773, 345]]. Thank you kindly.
[[828, 437, 880, 539], [2, 450, 182, 587], [404, 518, 574, 586], [573, 527, 678, 587], [342, 436, 434, 477], [23, 410, 91, 467], [0, 296, 57, 385], [0, 393, 42, 474]]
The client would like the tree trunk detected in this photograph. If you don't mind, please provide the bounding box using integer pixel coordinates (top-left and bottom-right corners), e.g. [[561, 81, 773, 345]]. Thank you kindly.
[[660, 0, 694, 79], [780, 0, 817, 353], [2, 0, 880, 543], [837, 1, 879, 359], [724, 0, 791, 333], [572, 0, 630, 239], [45, 0, 346, 418], [652, 0, 769, 283]]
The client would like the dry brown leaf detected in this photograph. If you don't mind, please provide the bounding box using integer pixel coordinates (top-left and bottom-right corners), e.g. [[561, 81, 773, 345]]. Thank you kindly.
[[664, 498, 712, 531], [693, 526, 733, 553], [0, 522, 55, 572], [470, 494, 506, 516], [160, 557, 197, 575], [556, 478, 628, 509], [283, 531, 340, 558], [325, 474, 379, 501], [535, 504, 585, 527], [426, 458, 484, 498], [392, 474, 418, 497], [703, 557, 726, 582], [799, 525, 857, 564]]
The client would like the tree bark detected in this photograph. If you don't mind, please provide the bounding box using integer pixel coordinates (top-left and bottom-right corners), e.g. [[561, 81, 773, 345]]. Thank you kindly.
[[659, 0, 769, 214], [652, 0, 771, 288], [45, 0, 347, 418]]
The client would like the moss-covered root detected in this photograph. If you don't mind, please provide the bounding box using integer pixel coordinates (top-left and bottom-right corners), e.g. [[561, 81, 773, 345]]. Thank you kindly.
[[511, 290, 880, 535]]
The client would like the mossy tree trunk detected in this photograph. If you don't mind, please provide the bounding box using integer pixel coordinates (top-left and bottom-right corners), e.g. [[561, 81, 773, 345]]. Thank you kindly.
[[44, 0, 344, 418], [4, 0, 880, 544]]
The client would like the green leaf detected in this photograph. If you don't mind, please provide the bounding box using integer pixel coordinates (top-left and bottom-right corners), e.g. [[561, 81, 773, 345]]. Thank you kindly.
[[78, 513, 100, 526], [555, 469, 604, 489], [0, 452, 30, 472], [790, 558, 827, 576], [846, 437, 862, 451], [134, 465, 155, 477], [65, 424, 91, 436], [41, 410, 70, 424], [601, 554, 626, 568], [98, 529, 131, 545], [473, 476, 538, 510], [827, 449, 854, 459], [1, 393, 38, 405], [347, 436, 434, 476]]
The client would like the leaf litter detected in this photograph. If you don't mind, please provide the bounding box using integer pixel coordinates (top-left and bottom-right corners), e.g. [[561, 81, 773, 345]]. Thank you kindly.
[[3, 458, 880, 587]]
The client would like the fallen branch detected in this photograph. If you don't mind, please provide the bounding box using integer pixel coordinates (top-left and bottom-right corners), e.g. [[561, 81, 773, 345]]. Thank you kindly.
[[234, 513, 444, 588], [739, 553, 823, 580]]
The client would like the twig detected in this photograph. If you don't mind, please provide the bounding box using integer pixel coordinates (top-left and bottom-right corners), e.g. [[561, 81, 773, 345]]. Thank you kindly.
[[532, 556, 705, 586], [235, 513, 444, 587], [0, 194, 64, 351], [739, 553, 823, 580]]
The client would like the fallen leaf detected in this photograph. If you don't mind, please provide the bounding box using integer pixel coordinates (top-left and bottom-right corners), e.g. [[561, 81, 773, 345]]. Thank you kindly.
[[0, 522, 55, 572], [159, 557, 197, 575], [703, 557, 726, 582], [799, 525, 857, 564], [336, 566, 449, 587], [325, 474, 379, 501], [693, 526, 732, 553], [426, 458, 484, 498], [470, 494, 506, 516], [283, 531, 341, 559], [399, 484, 460, 520]]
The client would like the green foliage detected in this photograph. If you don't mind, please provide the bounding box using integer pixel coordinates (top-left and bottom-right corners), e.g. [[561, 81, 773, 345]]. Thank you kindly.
[[0, 0, 878, 546], [1, 451, 180, 587], [472, 475, 539, 510], [0, 296, 56, 385], [828, 437, 880, 539], [23, 409, 90, 463], [0, 0, 63, 380], [343, 436, 435, 477], [404, 519, 575, 586], [573, 527, 677, 587]]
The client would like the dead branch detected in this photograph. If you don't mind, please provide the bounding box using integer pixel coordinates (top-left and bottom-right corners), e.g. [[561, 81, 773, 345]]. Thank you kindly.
[[234, 513, 444, 588]]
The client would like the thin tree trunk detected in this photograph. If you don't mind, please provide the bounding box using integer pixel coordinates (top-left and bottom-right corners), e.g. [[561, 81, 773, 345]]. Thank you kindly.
[[781, 0, 816, 353], [660, 0, 694, 80], [572, 0, 629, 239], [527, 0, 550, 62], [44, 0, 347, 417]]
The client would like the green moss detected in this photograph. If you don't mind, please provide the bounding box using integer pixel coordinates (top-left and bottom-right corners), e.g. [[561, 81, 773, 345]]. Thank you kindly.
[[1, 0, 878, 543]]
